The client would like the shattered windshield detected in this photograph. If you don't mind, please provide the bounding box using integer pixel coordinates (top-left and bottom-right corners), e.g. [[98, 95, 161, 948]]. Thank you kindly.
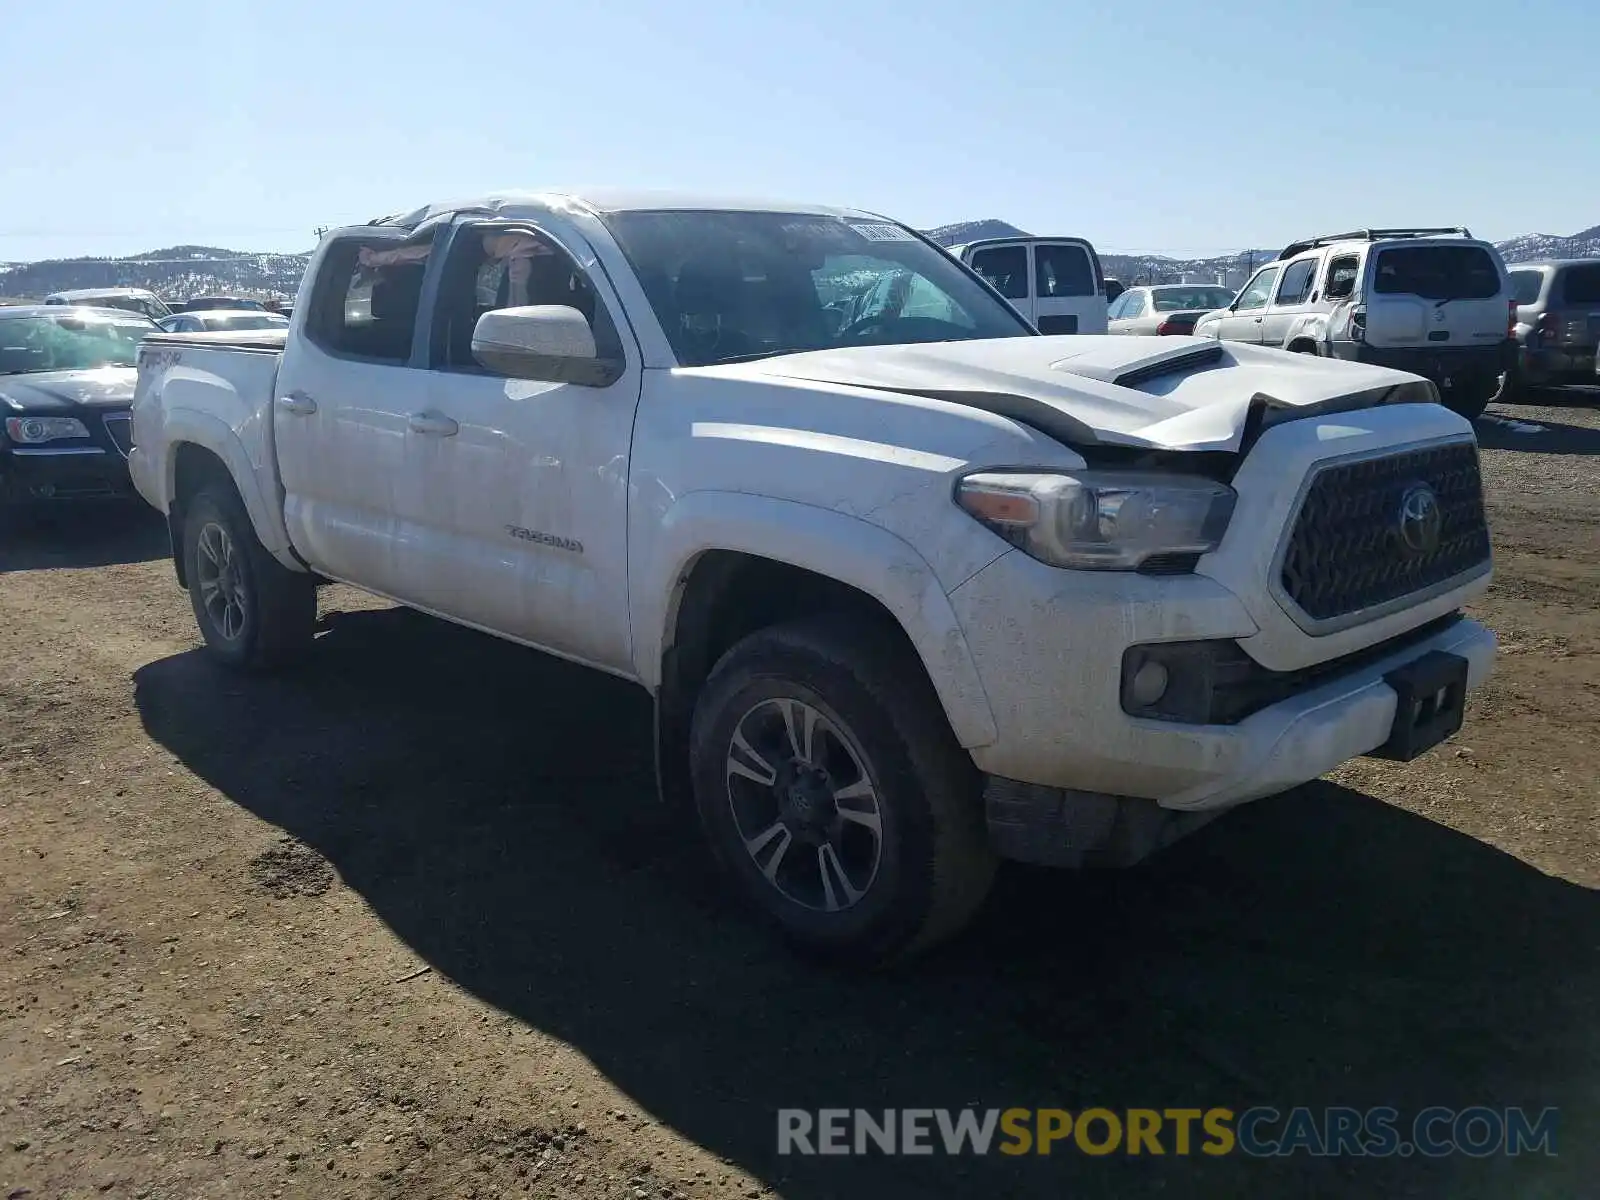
[[603, 210, 1034, 367], [0, 314, 157, 374]]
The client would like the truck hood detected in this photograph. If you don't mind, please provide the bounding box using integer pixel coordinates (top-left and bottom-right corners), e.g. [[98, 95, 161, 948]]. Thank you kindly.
[[0, 367, 136, 413], [723, 336, 1435, 453]]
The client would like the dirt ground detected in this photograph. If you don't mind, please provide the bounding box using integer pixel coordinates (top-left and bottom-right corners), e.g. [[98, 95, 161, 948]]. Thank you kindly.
[[2, 392, 1596, 1200]]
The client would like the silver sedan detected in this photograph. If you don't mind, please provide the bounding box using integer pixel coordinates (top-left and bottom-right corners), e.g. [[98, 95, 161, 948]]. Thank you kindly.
[[1107, 284, 1237, 336]]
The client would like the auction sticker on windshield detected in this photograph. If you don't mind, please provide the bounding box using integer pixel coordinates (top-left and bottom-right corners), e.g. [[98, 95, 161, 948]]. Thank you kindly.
[[848, 223, 917, 242]]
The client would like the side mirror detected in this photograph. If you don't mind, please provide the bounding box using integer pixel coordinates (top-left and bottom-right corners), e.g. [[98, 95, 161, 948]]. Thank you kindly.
[[471, 305, 623, 387]]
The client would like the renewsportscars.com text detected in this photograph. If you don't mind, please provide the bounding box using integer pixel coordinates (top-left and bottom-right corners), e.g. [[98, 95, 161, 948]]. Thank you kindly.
[[777, 1106, 1557, 1158]]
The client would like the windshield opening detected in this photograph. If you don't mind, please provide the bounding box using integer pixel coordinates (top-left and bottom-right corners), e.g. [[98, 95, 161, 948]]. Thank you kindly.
[[602, 210, 1035, 367], [0, 315, 156, 375], [1373, 245, 1500, 301], [1152, 286, 1236, 312]]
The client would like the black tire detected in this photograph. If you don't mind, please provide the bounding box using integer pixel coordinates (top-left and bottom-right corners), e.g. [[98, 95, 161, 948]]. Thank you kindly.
[[1288, 341, 1319, 355], [689, 614, 995, 966], [1444, 387, 1493, 422], [181, 485, 315, 671]]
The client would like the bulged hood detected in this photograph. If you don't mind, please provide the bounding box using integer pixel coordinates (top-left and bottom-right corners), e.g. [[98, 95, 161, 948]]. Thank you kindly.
[[722, 336, 1435, 452], [0, 367, 136, 413]]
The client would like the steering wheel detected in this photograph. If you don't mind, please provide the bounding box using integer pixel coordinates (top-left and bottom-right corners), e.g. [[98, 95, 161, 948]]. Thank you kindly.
[[837, 313, 896, 341]]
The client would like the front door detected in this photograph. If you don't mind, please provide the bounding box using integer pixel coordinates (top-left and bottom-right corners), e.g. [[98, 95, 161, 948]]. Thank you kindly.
[[406, 217, 643, 673], [1217, 264, 1280, 344]]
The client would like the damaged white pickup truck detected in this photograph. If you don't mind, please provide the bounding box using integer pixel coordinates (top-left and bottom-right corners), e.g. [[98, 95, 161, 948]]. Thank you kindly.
[[129, 192, 1495, 963]]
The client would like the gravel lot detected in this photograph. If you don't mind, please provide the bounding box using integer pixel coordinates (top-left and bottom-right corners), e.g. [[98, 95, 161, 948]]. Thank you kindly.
[[2, 392, 1597, 1199]]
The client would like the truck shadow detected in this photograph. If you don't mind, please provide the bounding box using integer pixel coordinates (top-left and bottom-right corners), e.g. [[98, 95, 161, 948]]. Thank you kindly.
[[1477, 411, 1600, 456], [132, 605, 1598, 1199], [0, 503, 168, 572]]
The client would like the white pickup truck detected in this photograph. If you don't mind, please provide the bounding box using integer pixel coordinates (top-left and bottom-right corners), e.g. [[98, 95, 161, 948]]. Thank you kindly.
[[130, 191, 1496, 964]]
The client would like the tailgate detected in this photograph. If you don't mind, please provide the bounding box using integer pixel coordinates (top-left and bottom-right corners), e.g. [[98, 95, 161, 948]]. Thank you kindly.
[[1363, 241, 1506, 349]]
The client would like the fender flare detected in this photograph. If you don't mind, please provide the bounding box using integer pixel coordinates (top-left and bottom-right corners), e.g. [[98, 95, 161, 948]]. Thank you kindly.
[[161, 406, 299, 569], [635, 490, 1000, 750]]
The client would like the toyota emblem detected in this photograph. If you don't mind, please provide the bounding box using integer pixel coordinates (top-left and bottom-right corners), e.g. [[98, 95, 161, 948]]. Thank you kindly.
[[1397, 483, 1443, 556]]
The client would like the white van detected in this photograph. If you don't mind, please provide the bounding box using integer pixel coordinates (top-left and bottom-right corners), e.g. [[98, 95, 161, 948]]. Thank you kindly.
[[950, 237, 1109, 334]]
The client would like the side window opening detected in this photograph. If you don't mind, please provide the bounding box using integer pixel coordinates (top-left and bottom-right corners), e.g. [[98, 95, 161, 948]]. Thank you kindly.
[[431, 225, 623, 373], [1324, 254, 1360, 301], [306, 235, 432, 364], [1234, 266, 1281, 312], [969, 246, 1029, 300], [1274, 258, 1317, 307], [1509, 270, 1544, 305]]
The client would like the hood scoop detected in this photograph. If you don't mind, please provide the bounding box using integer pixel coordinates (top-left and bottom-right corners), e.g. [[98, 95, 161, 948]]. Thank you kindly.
[[721, 336, 1434, 453]]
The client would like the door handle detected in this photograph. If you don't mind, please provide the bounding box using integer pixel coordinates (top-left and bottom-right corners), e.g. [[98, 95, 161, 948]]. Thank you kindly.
[[408, 411, 459, 438], [277, 391, 317, 415]]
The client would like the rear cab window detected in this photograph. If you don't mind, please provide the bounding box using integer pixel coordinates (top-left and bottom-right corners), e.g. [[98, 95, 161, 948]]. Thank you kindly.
[[1372, 245, 1500, 300]]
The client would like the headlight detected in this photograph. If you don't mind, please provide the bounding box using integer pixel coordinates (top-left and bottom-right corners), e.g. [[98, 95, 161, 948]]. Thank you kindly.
[[4, 416, 91, 444], [955, 470, 1236, 570]]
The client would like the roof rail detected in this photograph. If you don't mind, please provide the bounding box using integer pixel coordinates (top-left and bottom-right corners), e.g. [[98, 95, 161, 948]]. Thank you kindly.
[[1276, 227, 1472, 260]]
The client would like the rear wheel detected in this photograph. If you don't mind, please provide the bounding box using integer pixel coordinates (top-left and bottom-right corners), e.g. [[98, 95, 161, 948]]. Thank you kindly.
[[688, 615, 995, 966], [1442, 379, 1495, 422], [182, 486, 315, 671]]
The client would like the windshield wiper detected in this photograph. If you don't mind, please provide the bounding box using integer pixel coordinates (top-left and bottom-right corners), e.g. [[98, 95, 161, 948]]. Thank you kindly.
[[703, 347, 816, 366]]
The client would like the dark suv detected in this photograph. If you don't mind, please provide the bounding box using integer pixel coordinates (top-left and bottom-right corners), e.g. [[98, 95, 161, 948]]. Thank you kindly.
[[1507, 259, 1600, 391]]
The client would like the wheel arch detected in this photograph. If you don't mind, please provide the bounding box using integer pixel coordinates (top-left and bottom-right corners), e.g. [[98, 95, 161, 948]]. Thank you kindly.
[[160, 408, 297, 571], [639, 493, 999, 809]]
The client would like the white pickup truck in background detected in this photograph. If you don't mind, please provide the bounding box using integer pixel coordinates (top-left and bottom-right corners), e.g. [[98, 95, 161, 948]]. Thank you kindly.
[[129, 191, 1496, 964]]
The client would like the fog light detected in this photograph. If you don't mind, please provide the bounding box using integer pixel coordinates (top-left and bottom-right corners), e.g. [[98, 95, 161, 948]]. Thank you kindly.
[[1129, 660, 1170, 706]]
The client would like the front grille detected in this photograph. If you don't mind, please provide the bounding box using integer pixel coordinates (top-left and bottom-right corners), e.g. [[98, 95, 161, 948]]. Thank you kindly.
[[1280, 441, 1490, 623], [102, 414, 133, 458]]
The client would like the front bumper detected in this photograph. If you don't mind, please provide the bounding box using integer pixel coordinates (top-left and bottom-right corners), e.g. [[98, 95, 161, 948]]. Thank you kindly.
[[1, 443, 136, 503], [949, 547, 1494, 815]]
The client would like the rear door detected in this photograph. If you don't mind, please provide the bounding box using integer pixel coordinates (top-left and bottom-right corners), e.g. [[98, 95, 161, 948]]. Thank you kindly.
[[273, 228, 439, 601], [1363, 240, 1507, 351], [1032, 240, 1107, 334]]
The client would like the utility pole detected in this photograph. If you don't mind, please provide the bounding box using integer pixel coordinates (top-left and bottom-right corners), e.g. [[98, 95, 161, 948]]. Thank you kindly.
[[313, 226, 330, 242]]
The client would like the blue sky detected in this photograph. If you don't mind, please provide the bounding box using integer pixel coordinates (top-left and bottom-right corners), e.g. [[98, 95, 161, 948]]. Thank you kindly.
[[2, 0, 1595, 262]]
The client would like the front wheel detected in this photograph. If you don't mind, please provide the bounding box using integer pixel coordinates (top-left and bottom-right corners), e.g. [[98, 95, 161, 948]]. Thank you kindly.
[[182, 486, 315, 671], [689, 615, 995, 966]]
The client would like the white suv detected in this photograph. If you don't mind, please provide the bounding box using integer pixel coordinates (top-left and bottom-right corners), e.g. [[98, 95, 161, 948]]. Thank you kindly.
[[1193, 228, 1515, 420]]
